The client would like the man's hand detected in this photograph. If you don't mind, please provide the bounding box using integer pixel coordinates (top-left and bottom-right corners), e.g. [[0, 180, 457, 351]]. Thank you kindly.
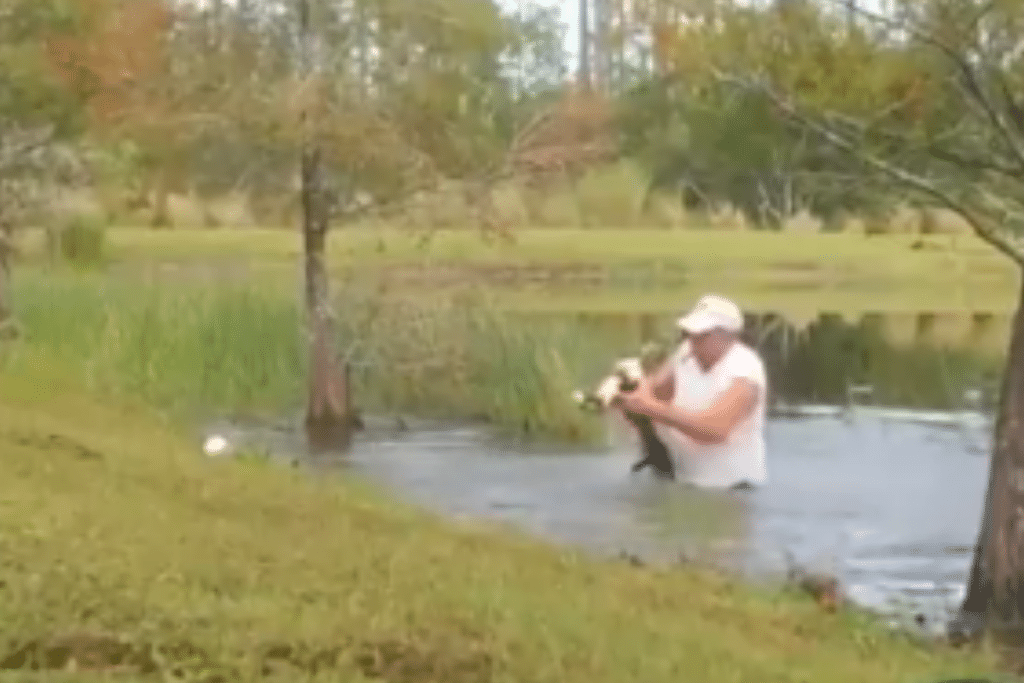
[[612, 380, 662, 419]]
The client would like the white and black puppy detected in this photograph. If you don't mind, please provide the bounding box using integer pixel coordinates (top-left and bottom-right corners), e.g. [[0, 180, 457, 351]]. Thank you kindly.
[[572, 357, 645, 411], [573, 347, 676, 479]]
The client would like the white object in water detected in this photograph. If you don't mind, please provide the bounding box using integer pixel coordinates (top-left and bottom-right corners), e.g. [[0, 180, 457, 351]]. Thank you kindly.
[[963, 388, 984, 408], [203, 434, 230, 457]]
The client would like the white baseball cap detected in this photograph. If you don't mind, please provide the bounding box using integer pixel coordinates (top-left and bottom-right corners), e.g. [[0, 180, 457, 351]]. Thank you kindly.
[[676, 294, 744, 335]]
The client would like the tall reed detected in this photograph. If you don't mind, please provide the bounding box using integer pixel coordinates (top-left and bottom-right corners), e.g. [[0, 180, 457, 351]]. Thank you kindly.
[[4, 269, 609, 443]]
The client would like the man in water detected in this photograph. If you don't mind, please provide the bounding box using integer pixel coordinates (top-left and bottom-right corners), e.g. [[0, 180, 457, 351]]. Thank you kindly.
[[613, 294, 768, 489]]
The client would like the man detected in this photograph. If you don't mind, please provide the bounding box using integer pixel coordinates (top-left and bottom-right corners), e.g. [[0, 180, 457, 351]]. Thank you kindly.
[[613, 294, 768, 489]]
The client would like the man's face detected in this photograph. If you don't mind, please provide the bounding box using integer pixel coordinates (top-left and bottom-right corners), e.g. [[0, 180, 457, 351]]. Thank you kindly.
[[689, 329, 733, 369]]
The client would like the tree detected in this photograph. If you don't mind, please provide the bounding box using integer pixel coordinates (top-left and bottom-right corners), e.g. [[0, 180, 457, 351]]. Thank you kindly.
[[654, 0, 1024, 637], [0, 0, 101, 330], [51, 0, 254, 227], [501, 3, 569, 101], [280, 0, 538, 449], [35, 0, 575, 447], [616, 75, 895, 228]]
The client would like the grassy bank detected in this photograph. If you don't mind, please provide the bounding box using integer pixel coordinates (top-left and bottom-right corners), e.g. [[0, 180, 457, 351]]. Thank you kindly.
[[16, 227, 1021, 317], [34, 225, 1004, 268], [0, 368, 1011, 683], [4, 268, 622, 442]]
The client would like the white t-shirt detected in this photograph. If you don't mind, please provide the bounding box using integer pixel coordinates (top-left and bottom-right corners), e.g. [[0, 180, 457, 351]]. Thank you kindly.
[[653, 341, 768, 488]]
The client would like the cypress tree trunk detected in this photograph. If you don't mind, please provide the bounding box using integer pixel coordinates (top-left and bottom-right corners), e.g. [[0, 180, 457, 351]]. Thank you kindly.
[[298, 0, 354, 455], [955, 272, 1024, 640]]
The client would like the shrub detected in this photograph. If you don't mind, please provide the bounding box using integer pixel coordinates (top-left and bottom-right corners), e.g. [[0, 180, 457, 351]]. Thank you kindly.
[[47, 214, 107, 268]]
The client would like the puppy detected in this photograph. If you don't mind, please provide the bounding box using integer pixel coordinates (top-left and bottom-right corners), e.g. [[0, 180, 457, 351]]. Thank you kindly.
[[574, 343, 675, 480]]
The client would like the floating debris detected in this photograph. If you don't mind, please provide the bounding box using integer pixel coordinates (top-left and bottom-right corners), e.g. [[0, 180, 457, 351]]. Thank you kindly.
[[846, 384, 875, 402], [963, 388, 984, 408], [770, 402, 992, 431], [202, 434, 230, 457]]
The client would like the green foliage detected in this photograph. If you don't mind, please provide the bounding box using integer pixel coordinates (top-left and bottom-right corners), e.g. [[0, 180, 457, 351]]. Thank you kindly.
[[616, 76, 899, 228], [0, 0, 570, 232], [610, 0, 1008, 231], [632, 0, 1024, 260], [3, 268, 605, 442], [7, 270, 307, 422], [47, 213, 107, 267], [0, 0, 88, 137]]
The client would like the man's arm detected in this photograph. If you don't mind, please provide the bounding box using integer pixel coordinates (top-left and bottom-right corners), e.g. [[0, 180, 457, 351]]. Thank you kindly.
[[619, 377, 759, 446]]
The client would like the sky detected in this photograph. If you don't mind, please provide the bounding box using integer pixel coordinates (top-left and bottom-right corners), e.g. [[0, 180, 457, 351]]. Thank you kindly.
[[539, 0, 579, 58], [506, 0, 580, 61], [504, 0, 892, 71]]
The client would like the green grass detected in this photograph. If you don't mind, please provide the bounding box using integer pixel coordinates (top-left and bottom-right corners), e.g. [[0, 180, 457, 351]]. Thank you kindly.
[[4, 236, 1013, 445], [4, 269, 306, 423], [3, 267, 623, 443], [16, 226, 1019, 318], [84, 225, 1017, 271], [0, 368, 1013, 683]]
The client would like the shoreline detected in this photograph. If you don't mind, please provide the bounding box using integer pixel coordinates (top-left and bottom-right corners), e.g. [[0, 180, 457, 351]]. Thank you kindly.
[[0, 368, 1006, 682]]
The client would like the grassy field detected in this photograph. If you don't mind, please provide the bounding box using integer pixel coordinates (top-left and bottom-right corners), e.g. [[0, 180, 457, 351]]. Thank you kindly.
[[0, 365, 1013, 683], [19, 226, 1023, 317]]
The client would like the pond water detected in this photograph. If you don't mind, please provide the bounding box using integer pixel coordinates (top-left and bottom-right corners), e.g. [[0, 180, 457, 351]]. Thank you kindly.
[[208, 309, 1008, 639]]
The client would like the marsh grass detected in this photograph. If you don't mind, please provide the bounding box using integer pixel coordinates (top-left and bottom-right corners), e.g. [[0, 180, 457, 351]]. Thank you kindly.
[[5, 270, 306, 422], [4, 268, 614, 442], [4, 261, 1006, 445], [43, 213, 108, 268]]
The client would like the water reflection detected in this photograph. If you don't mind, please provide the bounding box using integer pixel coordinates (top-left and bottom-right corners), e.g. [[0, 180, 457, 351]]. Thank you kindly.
[[526, 309, 1007, 413], [751, 311, 1004, 412]]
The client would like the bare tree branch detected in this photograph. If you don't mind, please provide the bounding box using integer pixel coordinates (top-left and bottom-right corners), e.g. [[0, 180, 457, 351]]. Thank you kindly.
[[832, 0, 1024, 172], [995, 69, 1024, 138], [811, 106, 1021, 179]]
